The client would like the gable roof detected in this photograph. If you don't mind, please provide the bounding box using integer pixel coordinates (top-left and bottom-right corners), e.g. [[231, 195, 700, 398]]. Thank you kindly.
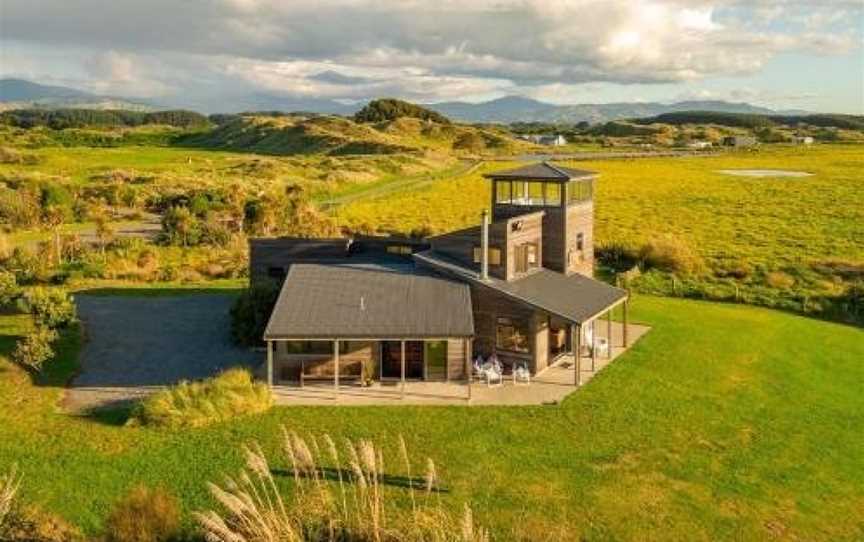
[[483, 161, 597, 181], [413, 251, 627, 324], [264, 263, 474, 340]]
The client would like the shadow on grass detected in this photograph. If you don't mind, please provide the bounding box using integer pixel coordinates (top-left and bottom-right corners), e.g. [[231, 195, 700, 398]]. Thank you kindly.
[[273, 467, 449, 494], [82, 402, 135, 427]]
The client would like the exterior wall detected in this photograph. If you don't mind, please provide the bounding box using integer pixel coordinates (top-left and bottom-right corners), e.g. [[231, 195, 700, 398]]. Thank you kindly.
[[531, 311, 550, 373], [470, 284, 543, 371], [564, 200, 594, 277], [250, 238, 351, 284], [429, 226, 482, 271], [447, 339, 468, 379], [500, 212, 544, 281]]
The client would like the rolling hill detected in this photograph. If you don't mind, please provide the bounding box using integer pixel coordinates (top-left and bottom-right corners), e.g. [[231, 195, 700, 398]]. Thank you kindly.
[[177, 113, 531, 156]]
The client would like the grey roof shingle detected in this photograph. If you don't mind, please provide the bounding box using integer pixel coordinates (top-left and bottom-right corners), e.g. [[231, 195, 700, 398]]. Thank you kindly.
[[413, 251, 627, 324], [264, 263, 474, 340], [484, 162, 597, 181]]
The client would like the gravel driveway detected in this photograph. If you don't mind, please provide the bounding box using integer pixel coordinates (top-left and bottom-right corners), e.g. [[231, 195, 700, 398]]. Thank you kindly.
[[66, 294, 260, 411]]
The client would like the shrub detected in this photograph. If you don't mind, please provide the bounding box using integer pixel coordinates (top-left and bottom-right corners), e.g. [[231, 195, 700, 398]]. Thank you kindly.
[[128, 368, 272, 428], [22, 287, 77, 328], [766, 271, 796, 289], [638, 236, 704, 274], [12, 326, 58, 371], [103, 485, 180, 542], [0, 271, 21, 308], [596, 241, 641, 272], [195, 432, 489, 542], [230, 281, 281, 346]]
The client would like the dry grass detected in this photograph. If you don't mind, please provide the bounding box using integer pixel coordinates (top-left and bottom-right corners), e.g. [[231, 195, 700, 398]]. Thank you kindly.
[[0, 465, 20, 529], [103, 485, 181, 542], [128, 368, 273, 429], [195, 430, 489, 542]]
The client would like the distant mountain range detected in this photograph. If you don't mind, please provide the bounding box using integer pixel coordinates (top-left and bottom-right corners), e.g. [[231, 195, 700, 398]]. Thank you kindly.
[[1, 77, 809, 124], [0, 79, 152, 112]]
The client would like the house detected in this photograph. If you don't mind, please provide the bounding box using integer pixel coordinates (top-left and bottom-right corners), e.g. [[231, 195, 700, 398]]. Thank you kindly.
[[253, 162, 630, 390], [722, 135, 758, 147], [517, 134, 568, 146], [687, 140, 712, 149]]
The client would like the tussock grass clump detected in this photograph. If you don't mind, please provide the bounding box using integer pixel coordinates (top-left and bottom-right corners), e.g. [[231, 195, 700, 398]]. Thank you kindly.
[[196, 430, 489, 542], [0, 466, 82, 541], [638, 236, 704, 275], [129, 368, 272, 429], [103, 485, 180, 542]]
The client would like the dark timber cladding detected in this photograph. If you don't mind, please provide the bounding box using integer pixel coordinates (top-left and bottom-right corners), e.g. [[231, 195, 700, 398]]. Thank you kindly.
[[484, 161, 597, 277], [264, 263, 474, 340]]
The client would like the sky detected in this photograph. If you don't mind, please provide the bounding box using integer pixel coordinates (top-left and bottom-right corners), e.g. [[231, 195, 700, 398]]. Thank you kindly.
[[1, 0, 862, 113]]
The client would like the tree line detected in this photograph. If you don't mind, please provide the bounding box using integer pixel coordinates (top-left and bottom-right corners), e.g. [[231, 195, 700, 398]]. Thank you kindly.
[[0, 108, 210, 130]]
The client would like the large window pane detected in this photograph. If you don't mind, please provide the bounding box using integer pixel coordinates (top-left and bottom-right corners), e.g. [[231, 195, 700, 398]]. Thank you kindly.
[[545, 183, 561, 205], [567, 179, 593, 203], [528, 182, 544, 205], [496, 317, 530, 353], [495, 180, 511, 203], [284, 341, 332, 354]]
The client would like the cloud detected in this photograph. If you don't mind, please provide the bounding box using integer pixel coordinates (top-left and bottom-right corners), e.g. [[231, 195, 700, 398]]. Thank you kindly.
[[0, 0, 860, 103]]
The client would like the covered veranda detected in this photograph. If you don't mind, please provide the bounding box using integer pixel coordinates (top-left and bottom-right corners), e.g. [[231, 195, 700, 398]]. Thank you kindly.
[[265, 320, 650, 405]]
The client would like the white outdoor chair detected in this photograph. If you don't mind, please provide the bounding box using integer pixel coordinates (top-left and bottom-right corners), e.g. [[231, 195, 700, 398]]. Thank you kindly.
[[484, 364, 503, 387], [513, 363, 531, 385], [594, 337, 610, 358]]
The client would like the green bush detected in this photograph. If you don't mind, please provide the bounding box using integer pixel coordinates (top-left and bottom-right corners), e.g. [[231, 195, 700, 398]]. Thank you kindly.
[[230, 280, 280, 346], [0, 271, 21, 308], [103, 485, 180, 542], [354, 98, 451, 124], [22, 287, 76, 328], [128, 368, 272, 428], [12, 327, 58, 372]]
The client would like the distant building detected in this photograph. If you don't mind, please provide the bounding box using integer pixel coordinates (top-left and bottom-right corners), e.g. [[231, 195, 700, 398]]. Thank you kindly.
[[687, 141, 712, 149], [795, 136, 814, 145], [518, 134, 568, 146], [722, 135, 758, 147]]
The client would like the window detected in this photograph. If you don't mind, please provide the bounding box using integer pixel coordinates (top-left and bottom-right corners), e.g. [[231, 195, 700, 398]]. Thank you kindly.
[[496, 317, 530, 353], [514, 242, 539, 274], [385, 244, 412, 255], [284, 341, 333, 355], [527, 182, 545, 205], [495, 181, 512, 203], [567, 179, 594, 204], [473, 246, 502, 265], [545, 183, 561, 205], [576, 232, 585, 251]]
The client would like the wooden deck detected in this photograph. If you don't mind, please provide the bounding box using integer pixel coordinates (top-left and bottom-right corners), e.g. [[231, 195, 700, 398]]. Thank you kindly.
[[271, 322, 649, 406]]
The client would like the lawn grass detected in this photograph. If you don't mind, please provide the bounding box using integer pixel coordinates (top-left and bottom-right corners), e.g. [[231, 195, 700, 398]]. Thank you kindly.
[[0, 294, 861, 540]]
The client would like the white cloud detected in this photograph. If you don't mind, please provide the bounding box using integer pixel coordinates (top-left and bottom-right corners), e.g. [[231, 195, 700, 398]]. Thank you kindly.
[[0, 0, 860, 103]]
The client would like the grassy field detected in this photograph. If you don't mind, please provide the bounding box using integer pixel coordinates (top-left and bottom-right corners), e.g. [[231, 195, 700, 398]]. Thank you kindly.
[[338, 144, 864, 321], [1, 293, 862, 540]]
